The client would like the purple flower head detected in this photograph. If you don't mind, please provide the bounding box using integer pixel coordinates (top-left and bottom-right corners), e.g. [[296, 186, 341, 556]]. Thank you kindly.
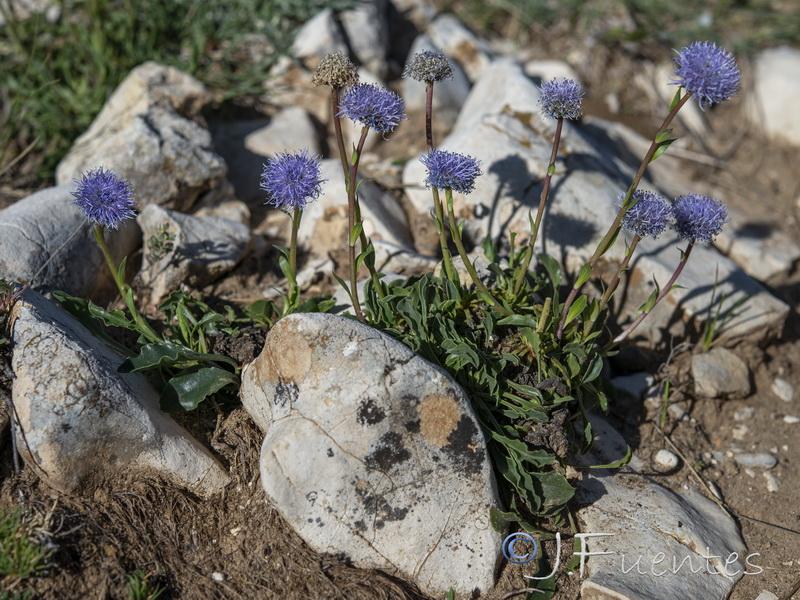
[[539, 78, 584, 120], [620, 190, 673, 239], [71, 167, 136, 230], [671, 41, 741, 110], [420, 149, 482, 194], [672, 194, 729, 244], [260, 150, 326, 211], [338, 83, 406, 133], [403, 50, 454, 83]]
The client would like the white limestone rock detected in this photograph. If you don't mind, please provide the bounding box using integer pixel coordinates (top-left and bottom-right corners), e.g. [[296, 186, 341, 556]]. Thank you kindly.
[[427, 14, 493, 82], [0, 186, 139, 301], [55, 62, 226, 212], [299, 159, 412, 256], [692, 348, 752, 398], [748, 46, 800, 147], [340, 0, 390, 78], [240, 313, 503, 598], [10, 288, 230, 496], [291, 9, 348, 67], [210, 107, 320, 203], [135, 204, 252, 306], [576, 417, 746, 600]]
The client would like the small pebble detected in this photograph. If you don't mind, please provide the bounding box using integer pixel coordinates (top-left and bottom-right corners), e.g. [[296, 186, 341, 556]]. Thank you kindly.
[[653, 449, 680, 471], [668, 403, 687, 420], [734, 453, 777, 469], [755, 591, 779, 600], [212, 572, 225, 582], [733, 406, 755, 421], [772, 378, 794, 403], [763, 472, 781, 493], [744, 468, 756, 478], [783, 415, 800, 424], [732, 424, 749, 440]]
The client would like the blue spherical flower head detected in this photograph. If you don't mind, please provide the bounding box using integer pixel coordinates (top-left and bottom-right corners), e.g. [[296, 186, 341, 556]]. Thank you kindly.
[[621, 190, 672, 239], [71, 167, 136, 230], [671, 41, 741, 110], [420, 149, 482, 194], [539, 78, 584, 120], [338, 83, 406, 133], [260, 150, 325, 211], [673, 194, 729, 244]]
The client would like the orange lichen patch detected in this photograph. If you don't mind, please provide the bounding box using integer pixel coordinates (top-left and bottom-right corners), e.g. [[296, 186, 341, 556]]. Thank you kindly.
[[418, 394, 460, 448], [268, 320, 313, 383]]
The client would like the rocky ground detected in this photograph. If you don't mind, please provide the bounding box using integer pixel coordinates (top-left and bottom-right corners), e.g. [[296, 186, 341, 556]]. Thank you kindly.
[[1, 2, 799, 599]]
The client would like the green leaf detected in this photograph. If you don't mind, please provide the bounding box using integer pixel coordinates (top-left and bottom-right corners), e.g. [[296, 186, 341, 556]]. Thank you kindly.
[[539, 254, 561, 289], [489, 508, 518, 532], [51, 291, 134, 355], [650, 138, 675, 162], [546, 163, 555, 176], [120, 342, 238, 372], [582, 354, 604, 383], [564, 295, 587, 326], [654, 128, 673, 143], [669, 88, 682, 111], [349, 222, 364, 246], [574, 263, 591, 288], [497, 314, 538, 327], [159, 365, 239, 412], [532, 471, 575, 510], [273, 244, 290, 259]]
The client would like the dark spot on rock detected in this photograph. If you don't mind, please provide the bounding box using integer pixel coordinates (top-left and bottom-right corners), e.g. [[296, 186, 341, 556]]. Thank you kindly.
[[274, 380, 298, 408], [356, 398, 386, 425], [404, 419, 420, 433], [61, 423, 71, 433], [327, 448, 334, 457], [353, 483, 410, 531], [354, 519, 367, 533], [443, 415, 485, 475], [471, 587, 481, 599], [365, 432, 410, 471]]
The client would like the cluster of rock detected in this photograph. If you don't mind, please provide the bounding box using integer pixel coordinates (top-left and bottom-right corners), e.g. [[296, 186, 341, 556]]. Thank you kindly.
[[2, 0, 800, 598]]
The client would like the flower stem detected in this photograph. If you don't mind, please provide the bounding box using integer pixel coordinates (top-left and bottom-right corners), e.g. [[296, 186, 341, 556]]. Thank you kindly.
[[513, 116, 564, 296], [556, 92, 692, 339], [425, 82, 435, 151], [608, 241, 695, 348], [331, 87, 350, 186], [444, 188, 510, 315], [92, 224, 160, 344], [583, 234, 641, 337]]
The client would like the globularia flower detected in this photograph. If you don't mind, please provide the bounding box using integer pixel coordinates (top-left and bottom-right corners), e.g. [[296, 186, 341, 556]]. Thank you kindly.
[[71, 167, 136, 230], [671, 41, 741, 110], [672, 194, 729, 244], [539, 78, 584, 120], [621, 190, 672, 239], [260, 150, 325, 211], [311, 51, 359, 88], [338, 83, 406, 133], [402, 50, 454, 83], [420, 149, 482, 194]]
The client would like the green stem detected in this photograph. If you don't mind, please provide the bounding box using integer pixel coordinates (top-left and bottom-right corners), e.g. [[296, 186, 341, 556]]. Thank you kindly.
[[608, 241, 695, 349], [513, 116, 564, 296], [432, 186, 457, 283], [556, 92, 692, 339], [584, 235, 641, 337], [444, 188, 510, 315], [92, 224, 160, 344]]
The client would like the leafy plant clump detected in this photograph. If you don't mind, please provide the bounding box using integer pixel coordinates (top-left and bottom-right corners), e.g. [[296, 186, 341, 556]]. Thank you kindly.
[[46, 36, 739, 565], [0, 508, 53, 595]]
